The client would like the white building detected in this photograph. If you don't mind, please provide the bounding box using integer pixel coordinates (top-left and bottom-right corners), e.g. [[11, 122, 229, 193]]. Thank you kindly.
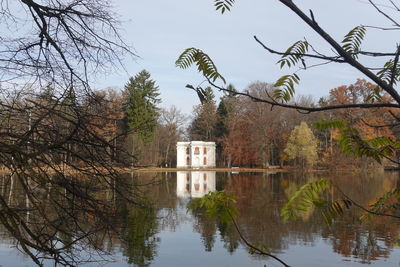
[[176, 171, 216, 198], [176, 141, 216, 168]]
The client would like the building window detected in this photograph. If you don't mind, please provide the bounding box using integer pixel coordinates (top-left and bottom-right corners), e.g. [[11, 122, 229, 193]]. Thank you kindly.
[[186, 147, 190, 154], [194, 147, 200, 155], [186, 156, 190, 165], [203, 147, 207, 154], [203, 173, 207, 181], [186, 173, 190, 181], [203, 157, 207, 165]]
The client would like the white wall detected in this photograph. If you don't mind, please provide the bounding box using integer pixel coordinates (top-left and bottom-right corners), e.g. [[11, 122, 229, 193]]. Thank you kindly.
[[176, 171, 216, 198], [177, 141, 216, 168]]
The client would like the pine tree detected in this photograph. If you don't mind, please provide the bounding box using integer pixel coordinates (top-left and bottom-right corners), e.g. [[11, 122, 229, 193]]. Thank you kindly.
[[215, 84, 237, 138], [188, 86, 217, 141], [124, 70, 161, 144]]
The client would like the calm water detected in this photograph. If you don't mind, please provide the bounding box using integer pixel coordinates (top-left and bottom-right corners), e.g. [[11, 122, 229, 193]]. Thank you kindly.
[[1, 171, 400, 266]]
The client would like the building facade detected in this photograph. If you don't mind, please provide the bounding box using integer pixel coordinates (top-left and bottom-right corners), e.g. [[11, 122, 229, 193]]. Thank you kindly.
[[176, 141, 216, 168]]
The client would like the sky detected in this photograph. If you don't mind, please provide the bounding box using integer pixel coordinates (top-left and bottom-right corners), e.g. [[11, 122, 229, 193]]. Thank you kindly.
[[94, 0, 400, 115]]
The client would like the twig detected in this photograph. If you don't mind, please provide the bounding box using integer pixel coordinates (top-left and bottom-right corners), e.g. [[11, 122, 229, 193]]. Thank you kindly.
[[228, 211, 291, 267], [333, 182, 400, 219]]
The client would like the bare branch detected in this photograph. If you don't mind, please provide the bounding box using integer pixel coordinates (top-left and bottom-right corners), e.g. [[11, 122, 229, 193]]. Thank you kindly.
[[367, 0, 400, 27], [278, 0, 400, 104], [205, 79, 400, 113], [254, 36, 345, 63], [390, 44, 400, 87]]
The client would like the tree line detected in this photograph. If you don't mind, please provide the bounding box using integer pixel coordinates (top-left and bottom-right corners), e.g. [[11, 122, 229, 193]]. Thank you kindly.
[[20, 68, 393, 170], [185, 78, 399, 169], [4, 32, 397, 172]]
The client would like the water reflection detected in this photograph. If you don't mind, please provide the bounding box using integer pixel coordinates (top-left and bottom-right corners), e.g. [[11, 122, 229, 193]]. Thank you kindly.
[[176, 171, 216, 198], [178, 171, 400, 265], [120, 200, 160, 267], [0, 171, 399, 266], [0, 171, 154, 266]]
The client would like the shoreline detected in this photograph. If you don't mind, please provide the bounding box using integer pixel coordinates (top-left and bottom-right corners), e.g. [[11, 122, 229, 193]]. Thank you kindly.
[[134, 167, 291, 173], [0, 165, 389, 175]]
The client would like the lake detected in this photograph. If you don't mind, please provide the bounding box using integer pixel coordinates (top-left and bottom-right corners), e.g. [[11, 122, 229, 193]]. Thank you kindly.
[[0, 171, 399, 266]]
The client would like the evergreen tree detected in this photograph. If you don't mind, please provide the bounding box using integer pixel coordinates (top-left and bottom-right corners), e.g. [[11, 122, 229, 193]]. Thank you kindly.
[[188, 88, 216, 141], [124, 70, 161, 144], [203, 86, 216, 104], [215, 84, 237, 138]]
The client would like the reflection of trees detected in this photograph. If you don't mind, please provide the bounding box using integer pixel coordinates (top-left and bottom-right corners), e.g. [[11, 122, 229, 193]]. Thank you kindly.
[[191, 209, 217, 252], [222, 172, 322, 254], [190, 207, 240, 253], [208, 172, 400, 263], [137, 172, 182, 232], [120, 201, 159, 267], [321, 171, 400, 263], [4, 170, 397, 265], [218, 222, 240, 254], [0, 170, 183, 266], [0, 172, 137, 266]]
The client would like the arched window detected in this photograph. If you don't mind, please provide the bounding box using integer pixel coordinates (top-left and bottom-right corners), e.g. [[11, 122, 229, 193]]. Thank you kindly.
[[186, 147, 190, 154], [203, 157, 207, 165], [186, 156, 190, 165], [203, 147, 207, 154], [194, 147, 200, 155]]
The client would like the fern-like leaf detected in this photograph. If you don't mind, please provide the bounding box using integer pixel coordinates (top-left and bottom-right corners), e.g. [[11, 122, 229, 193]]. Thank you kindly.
[[281, 179, 329, 222], [214, 0, 235, 14], [337, 127, 385, 162], [321, 199, 353, 226], [273, 74, 300, 101], [277, 40, 309, 68], [365, 86, 383, 103], [313, 118, 346, 130], [176, 48, 226, 83], [315, 118, 399, 164], [377, 59, 400, 86], [360, 188, 400, 221], [341, 26, 366, 59], [338, 128, 400, 163], [281, 178, 354, 225], [187, 191, 238, 224]]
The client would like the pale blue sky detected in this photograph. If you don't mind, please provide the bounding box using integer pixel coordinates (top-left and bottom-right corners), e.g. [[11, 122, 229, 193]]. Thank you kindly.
[[95, 0, 399, 114]]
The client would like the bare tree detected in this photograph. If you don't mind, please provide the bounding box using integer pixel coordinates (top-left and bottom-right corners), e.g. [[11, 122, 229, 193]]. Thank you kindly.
[[0, 0, 131, 92], [158, 105, 187, 167], [0, 1, 138, 266]]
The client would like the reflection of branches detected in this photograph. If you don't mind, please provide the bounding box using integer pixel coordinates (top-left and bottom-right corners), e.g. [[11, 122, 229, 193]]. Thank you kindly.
[[188, 191, 290, 267], [227, 210, 290, 267], [332, 182, 400, 219], [0, 172, 130, 266]]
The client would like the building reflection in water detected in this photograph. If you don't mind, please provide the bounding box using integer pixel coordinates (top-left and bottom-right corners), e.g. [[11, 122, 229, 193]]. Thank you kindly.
[[176, 171, 216, 198]]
